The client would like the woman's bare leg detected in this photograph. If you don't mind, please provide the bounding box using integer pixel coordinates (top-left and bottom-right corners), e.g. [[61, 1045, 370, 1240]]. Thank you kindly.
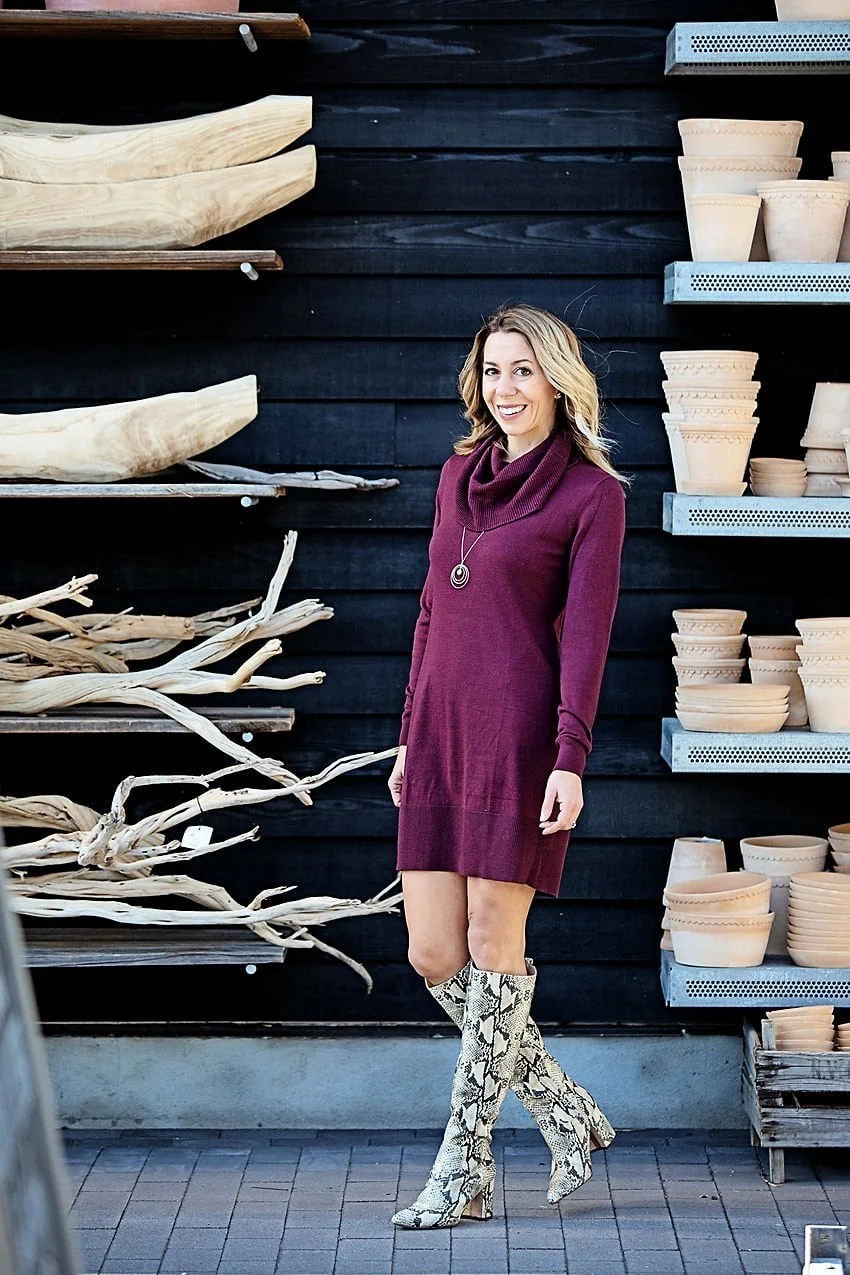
[[401, 869, 470, 985], [466, 876, 535, 974]]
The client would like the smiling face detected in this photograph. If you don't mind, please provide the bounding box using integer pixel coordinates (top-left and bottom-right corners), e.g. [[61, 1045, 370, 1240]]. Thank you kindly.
[[481, 330, 560, 452]]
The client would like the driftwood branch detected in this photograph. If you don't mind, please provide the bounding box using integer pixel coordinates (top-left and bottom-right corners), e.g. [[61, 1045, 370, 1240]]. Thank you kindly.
[[186, 460, 399, 491], [2, 753, 403, 987]]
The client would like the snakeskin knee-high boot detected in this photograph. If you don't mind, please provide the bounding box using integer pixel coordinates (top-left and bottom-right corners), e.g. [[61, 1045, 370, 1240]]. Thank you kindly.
[[391, 963, 536, 1229], [424, 958, 615, 1204]]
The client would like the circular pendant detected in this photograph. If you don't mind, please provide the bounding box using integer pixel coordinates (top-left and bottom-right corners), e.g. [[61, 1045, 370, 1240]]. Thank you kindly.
[[450, 563, 469, 589]]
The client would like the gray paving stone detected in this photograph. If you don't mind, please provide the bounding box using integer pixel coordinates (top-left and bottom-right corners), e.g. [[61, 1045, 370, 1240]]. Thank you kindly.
[[739, 1253, 801, 1274], [71, 1190, 131, 1230], [623, 1252, 685, 1274], [503, 1250, 566, 1273], [507, 1225, 565, 1249], [220, 1261, 277, 1274], [564, 1264, 626, 1275], [391, 1249, 450, 1273], [72, 1228, 113, 1269]]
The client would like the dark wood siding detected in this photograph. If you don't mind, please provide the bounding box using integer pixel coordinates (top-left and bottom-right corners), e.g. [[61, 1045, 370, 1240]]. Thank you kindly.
[[1, 0, 846, 1029]]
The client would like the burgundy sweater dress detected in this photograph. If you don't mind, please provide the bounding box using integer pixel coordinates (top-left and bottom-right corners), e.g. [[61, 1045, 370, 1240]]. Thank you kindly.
[[396, 425, 626, 897]]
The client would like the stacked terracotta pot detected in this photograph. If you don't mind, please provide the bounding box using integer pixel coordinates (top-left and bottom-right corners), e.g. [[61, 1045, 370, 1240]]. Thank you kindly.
[[788, 871, 850, 967], [799, 383, 850, 494], [671, 607, 747, 687], [764, 1006, 836, 1053], [677, 119, 803, 262], [660, 836, 727, 951], [796, 617, 850, 730], [741, 834, 829, 955], [661, 351, 760, 496], [748, 633, 807, 727], [748, 457, 807, 498], [757, 176, 850, 262], [664, 871, 774, 968], [829, 822, 850, 874]]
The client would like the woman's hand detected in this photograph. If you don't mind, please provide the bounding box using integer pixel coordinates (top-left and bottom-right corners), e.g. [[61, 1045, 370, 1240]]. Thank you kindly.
[[539, 769, 583, 836], [388, 744, 406, 807]]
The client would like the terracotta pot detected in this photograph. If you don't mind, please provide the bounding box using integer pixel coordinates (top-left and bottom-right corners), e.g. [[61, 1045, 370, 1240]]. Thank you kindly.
[[805, 473, 845, 496], [827, 177, 850, 262], [45, 0, 239, 9], [661, 836, 727, 949], [678, 119, 803, 158], [671, 633, 747, 658], [678, 156, 802, 199], [687, 195, 761, 262], [668, 912, 774, 968], [797, 651, 850, 671], [667, 422, 757, 492], [664, 871, 770, 910], [806, 384, 850, 444], [660, 350, 758, 382], [748, 635, 802, 659], [776, 0, 850, 15], [740, 835, 829, 875], [664, 403, 757, 424], [805, 447, 849, 474], [757, 180, 850, 262], [663, 380, 760, 408], [749, 659, 807, 726], [799, 672, 850, 731], [673, 609, 747, 636], [672, 657, 745, 685], [831, 849, 850, 865], [835, 154, 850, 183], [796, 617, 850, 648]]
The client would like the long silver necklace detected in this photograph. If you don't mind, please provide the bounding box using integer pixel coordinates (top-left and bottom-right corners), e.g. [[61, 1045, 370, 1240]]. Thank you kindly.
[[450, 527, 486, 589]]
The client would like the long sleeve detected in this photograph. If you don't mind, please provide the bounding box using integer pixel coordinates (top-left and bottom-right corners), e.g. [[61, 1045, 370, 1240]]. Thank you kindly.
[[399, 468, 444, 746], [553, 476, 626, 777]]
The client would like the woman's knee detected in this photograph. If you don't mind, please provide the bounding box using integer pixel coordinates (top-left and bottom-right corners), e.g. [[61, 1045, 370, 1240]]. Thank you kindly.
[[466, 928, 525, 975], [407, 941, 469, 986]]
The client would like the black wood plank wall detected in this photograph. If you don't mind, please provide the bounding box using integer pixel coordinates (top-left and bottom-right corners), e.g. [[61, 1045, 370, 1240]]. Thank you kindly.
[[1, 0, 847, 1030]]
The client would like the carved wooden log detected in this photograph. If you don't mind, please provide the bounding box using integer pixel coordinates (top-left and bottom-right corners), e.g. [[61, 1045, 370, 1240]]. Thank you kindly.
[[0, 375, 257, 481], [0, 144, 316, 249], [0, 97, 312, 183]]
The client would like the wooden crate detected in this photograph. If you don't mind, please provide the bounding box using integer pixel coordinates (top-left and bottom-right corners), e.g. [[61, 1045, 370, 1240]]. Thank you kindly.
[[744, 1018, 850, 1185]]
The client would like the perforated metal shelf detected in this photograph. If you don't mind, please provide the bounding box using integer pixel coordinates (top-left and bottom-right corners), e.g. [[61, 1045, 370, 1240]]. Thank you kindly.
[[661, 952, 850, 1007], [662, 718, 850, 773], [666, 21, 850, 74], [665, 262, 850, 305], [663, 492, 850, 537]]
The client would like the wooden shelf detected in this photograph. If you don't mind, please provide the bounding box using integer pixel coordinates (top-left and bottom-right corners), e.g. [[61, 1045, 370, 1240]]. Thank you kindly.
[[0, 480, 286, 500], [661, 718, 850, 774], [666, 21, 850, 75], [665, 261, 850, 305], [0, 250, 282, 276], [0, 705, 294, 736], [0, 10, 310, 45], [22, 925, 287, 968], [661, 952, 850, 1008], [663, 492, 850, 538]]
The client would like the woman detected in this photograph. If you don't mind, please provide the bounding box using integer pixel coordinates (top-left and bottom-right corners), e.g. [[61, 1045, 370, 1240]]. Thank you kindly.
[[387, 303, 627, 1230]]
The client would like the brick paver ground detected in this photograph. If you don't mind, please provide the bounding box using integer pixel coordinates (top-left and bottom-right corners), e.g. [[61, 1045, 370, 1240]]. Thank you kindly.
[[64, 1128, 850, 1275]]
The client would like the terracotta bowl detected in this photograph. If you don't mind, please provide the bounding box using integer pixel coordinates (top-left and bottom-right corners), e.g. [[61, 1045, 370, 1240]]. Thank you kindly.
[[671, 633, 747, 658], [832, 865, 850, 875], [767, 1006, 834, 1020], [774, 1038, 835, 1051], [788, 949, 850, 968], [679, 480, 748, 497], [676, 709, 788, 733], [672, 658, 745, 685], [741, 836, 828, 876], [805, 447, 850, 474], [750, 457, 806, 468], [748, 636, 803, 659], [792, 870, 850, 891], [673, 609, 748, 636], [750, 480, 808, 496], [828, 822, 850, 850]]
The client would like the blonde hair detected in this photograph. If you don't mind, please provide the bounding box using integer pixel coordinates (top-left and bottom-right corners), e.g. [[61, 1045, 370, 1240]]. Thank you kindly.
[[454, 303, 628, 484]]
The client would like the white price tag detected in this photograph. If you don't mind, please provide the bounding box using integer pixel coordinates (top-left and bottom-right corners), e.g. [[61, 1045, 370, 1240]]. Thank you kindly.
[[180, 825, 214, 850]]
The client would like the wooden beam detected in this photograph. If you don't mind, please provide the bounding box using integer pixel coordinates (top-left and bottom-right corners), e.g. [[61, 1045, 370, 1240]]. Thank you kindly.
[[22, 926, 288, 967], [0, 706, 294, 734], [0, 250, 283, 272], [0, 12, 310, 40], [0, 481, 286, 499]]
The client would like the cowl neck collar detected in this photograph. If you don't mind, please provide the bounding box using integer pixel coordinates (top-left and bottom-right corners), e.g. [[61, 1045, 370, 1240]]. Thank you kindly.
[[453, 427, 574, 531]]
